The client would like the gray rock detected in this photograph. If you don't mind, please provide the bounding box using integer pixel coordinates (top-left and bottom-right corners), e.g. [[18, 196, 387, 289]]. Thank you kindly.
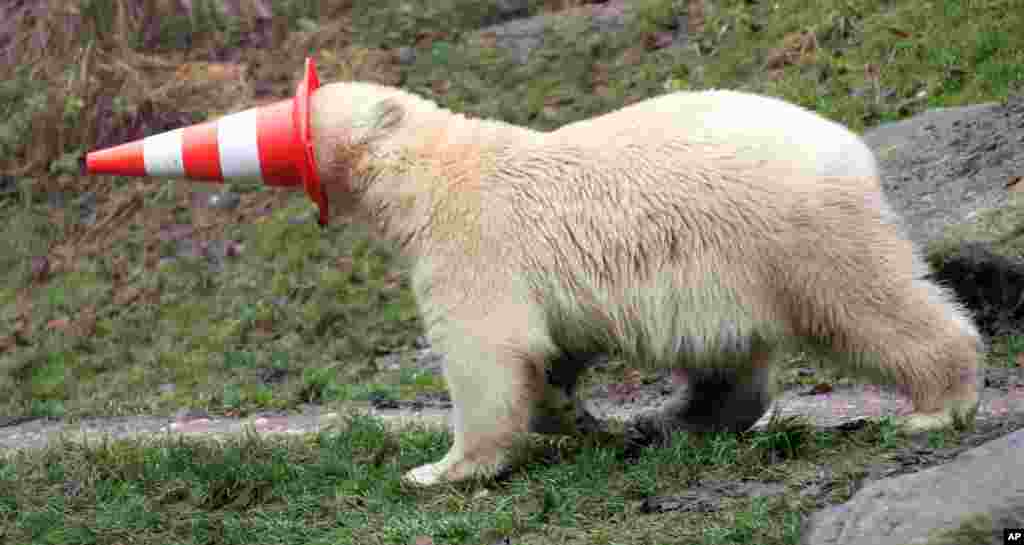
[[174, 408, 211, 421], [207, 191, 240, 210], [46, 190, 68, 208], [863, 96, 1024, 252], [375, 353, 403, 372], [494, 0, 530, 21], [478, 14, 547, 65], [77, 191, 97, 225], [0, 174, 17, 196], [800, 429, 1024, 545], [396, 46, 416, 65], [477, 1, 635, 65], [413, 348, 445, 375], [288, 212, 315, 225]]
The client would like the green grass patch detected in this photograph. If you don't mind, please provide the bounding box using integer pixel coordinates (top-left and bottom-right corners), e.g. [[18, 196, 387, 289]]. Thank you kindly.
[[0, 194, 422, 417], [696, 0, 1024, 131], [0, 411, 959, 545], [351, 0, 549, 47]]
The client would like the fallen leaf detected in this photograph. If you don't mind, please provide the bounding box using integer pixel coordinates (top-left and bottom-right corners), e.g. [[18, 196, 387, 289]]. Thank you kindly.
[[642, 31, 674, 51], [114, 286, 142, 306], [0, 336, 15, 353], [621, 46, 644, 66], [14, 314, 29, 337], [74, 307, 98, 337], [809, 383, 834, 395], [864, 62, 880, 80], [687, 0, 706, 35], [30, 255, 51, 283], [204, 62, 243, 83], [543, 94, 573, 107], [414, 30, 449, 49], [413, 536, 434, 545], [1016, 352, 1024, 368], [887, 27, 912, 39], [431, 79, 451, 95], [1006, 175, 1023, 191], [479, 30, 498, 49], [766, 30, 817, 70], [251, 319, 276, 340], [46, 318, 70, 331], [591, 62, 611, 86], [765, 49, 791, 70], [143, 288, 162, 305]]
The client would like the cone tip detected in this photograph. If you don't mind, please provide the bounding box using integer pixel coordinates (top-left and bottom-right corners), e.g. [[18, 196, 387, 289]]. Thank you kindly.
[[85, 141, 147, 177]]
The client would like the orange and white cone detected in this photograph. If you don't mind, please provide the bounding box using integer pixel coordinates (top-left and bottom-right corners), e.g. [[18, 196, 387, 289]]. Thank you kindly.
[[86, 57, 330, 225]]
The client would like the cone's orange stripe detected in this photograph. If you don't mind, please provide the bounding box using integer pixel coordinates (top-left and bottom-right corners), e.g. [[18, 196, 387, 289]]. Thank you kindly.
[[87, 141, 147, 177], [256, 100, 303, 187], [181, 122, 223, 181]]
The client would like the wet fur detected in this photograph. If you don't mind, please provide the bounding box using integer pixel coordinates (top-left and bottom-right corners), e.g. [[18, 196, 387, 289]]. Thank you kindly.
[[310, 83, 984, 486]]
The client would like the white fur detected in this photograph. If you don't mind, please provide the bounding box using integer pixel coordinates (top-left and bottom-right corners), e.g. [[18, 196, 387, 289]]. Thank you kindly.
[[309, 84, 983, 487]]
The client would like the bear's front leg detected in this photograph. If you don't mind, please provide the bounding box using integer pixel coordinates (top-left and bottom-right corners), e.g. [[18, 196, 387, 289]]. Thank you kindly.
[[403, 325, 546, 486]]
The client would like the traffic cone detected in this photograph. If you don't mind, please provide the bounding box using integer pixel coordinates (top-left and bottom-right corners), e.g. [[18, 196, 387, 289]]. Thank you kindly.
[[86, 57, 330, 225]]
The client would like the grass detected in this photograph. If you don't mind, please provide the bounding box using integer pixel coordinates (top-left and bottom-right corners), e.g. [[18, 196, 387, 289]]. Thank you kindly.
[[0, 411, 966, 545], [0, 0, 1022, 543]]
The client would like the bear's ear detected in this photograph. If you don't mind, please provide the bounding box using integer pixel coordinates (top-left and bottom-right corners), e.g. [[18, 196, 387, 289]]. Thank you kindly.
[[364, 98, 405, 142]]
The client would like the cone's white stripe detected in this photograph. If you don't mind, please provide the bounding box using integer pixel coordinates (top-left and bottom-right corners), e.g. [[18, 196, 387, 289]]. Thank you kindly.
[[217, 108, 263, 182], [143, 128, 185, 177]]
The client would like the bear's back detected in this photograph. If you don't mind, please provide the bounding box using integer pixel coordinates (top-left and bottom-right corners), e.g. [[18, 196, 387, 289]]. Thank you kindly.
[[550, 89, 877, 181]]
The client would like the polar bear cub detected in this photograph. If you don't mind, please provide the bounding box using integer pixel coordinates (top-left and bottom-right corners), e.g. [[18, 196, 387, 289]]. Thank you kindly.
[[309, 82, 983, 487]]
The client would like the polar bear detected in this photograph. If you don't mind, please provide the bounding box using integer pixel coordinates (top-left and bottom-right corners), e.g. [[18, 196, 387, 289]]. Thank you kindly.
[[309, 82, 983, 486]]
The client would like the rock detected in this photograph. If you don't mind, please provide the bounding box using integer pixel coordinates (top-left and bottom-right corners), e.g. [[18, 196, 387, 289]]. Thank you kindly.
[[476, 1, 635, 65], [494, 0, 530, 21], [77, 191, 97, 225], [288, 212, 315, 225], [46, 190, 68, 208], [29, 255, 50, 282], [800, 429, 1024, 545], [413, 349, 445, 375], [375, 353, 402, 372], [397, 46, 416, 65], [174, 408, 211, 422], [0, 174, 17, 196], [257, 367, 287, 385], [863, 95, 1024, 252], [477, 14, 546, 65], [207, 191, 240, 210]]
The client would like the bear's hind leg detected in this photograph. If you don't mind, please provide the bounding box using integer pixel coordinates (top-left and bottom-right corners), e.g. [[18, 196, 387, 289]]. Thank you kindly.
[[634, 345, 776, 441]]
